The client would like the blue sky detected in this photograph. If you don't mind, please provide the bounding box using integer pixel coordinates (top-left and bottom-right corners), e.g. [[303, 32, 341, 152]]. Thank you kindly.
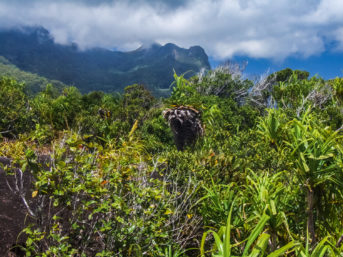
[[210, 51, 343, 80], [0, 0, 343, 78]]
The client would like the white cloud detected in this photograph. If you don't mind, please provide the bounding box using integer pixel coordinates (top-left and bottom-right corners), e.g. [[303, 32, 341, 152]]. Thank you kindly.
[[0, 0, 342, 60]]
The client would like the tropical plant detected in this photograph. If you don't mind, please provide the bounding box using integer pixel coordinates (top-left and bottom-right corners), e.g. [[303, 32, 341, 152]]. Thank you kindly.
[[257, 109, 287, 149], [295, 234, 340, 257], [200, 201, 298, 257], [243, 170, 294, 250], [284, 108, 343, 243]]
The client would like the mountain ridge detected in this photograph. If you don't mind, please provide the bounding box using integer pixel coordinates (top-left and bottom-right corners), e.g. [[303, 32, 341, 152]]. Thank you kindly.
[[0, 27, 210, 95]]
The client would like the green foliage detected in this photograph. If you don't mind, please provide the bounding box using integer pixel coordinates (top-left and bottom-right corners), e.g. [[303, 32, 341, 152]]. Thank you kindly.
[[272, 75, 324, 109], [257, 109, 287, 149], [0, 77, 32, 136], [284, 109, 343, 241], [296, 235, 340, 257], [123, 84, 155, 124], [270, 68, 310, 83], [329, 77, 343, 104], [200, 201, 298, 257], [32, 85, 83, 130], [23, 132, 174, 256], [169, 72, 200, 106], [2, 69, 343, 256], [285, 109, 342, 188]]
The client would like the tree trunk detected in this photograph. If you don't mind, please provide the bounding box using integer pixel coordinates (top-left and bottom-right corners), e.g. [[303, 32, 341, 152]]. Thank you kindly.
[[306, 187, 316, 245]]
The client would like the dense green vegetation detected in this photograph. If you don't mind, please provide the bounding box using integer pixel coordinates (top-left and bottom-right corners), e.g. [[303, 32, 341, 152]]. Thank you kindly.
[[1, 66, 343, 256], [0, 56, 66, 94]]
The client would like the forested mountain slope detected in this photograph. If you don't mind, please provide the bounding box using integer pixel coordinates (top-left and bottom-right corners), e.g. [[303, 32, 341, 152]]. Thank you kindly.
[[0, 56, 66, 94], [0, 27, 210, 95]]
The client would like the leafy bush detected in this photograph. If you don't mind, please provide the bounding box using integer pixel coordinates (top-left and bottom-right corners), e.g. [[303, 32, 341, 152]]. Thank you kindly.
[[0, 77, 33, 136], [2, 69, 343, 256]]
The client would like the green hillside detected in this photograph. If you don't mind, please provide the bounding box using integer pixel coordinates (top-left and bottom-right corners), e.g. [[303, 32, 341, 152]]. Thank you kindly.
[[0, 56, 65, 94]]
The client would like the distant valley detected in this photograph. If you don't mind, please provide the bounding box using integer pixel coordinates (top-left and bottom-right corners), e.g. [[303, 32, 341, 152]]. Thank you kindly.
[[0, 27, 210, 96]]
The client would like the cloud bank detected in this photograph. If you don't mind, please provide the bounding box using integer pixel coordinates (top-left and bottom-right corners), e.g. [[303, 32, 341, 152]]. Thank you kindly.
[[0, 0, 343, 60]]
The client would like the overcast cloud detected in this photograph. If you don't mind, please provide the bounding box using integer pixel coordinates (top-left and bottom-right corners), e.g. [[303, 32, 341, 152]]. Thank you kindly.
[[0, 0, 342, 60]]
